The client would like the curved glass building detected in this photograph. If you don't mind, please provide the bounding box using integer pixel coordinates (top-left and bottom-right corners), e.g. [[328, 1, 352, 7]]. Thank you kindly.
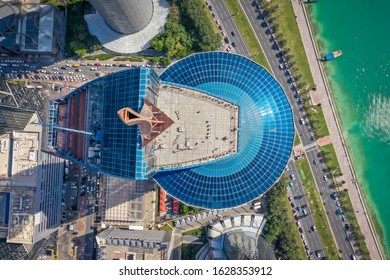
[[48, 52, 293, 209]]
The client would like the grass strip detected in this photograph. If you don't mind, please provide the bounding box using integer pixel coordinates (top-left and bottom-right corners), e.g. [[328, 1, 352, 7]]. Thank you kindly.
[[337, 190, 371, 259], [84, 54, 114, 61], [320, 143, 342, 175]]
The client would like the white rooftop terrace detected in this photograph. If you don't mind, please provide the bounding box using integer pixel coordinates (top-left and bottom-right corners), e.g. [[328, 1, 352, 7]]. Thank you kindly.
[[10, 131, 39, 187], [151, 84, 239, 169]]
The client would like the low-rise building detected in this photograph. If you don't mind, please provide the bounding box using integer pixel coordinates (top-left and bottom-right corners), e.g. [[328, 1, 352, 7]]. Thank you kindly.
[[96, 227, 172, 260]]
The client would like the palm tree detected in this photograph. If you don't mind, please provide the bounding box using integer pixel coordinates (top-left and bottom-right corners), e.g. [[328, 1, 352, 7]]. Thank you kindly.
[[268, 17, 277, 24], [272, 23, 280, 31], [276, 33, 284, 40]]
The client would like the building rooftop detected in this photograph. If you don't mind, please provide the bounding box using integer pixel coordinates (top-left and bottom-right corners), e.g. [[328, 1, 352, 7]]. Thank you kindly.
[[152, 84, 238, 168], [50, 52, 293, 209], [0, 3, 58, 54], [97, 227, 171, 246], [0, 105, 36, 134]]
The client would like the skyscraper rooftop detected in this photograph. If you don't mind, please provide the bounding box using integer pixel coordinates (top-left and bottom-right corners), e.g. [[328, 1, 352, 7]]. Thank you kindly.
[[49, 52, 294, 209]]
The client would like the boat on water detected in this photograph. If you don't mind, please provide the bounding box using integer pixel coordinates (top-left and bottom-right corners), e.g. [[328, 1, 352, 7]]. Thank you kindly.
[[322, 50, 342, 61]]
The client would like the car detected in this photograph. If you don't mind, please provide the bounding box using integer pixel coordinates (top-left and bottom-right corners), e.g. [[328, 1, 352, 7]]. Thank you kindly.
[[296, 221, 301, 227], [218, 25, 222, 30], [285, 165, 289, 171], [288, 196, 292, 202], [323, 174, 328, 181], [224, 37, 229, 43], [306, 250, 311, 256], [297, 206, 301, 213], [291, 202, 295, 208], [336, 208, 344, 215], [290, 174, 295, 180], [302, 209, 307, 215], [345, 223, 350, 231], [341, 215, 347, 222], [331, 192, 338, 200], [231, 31, 235, 36], [289, 181, 294, 189], [336, 201, 341, 207], [300, 118, 305, 125], [216, 20, 220, 24], [231, 42, 236, 47], [303, 239, 307, 246], [315, 250, 321, 258], [311, 225, 317, 231], [279, 63, 285, 70]]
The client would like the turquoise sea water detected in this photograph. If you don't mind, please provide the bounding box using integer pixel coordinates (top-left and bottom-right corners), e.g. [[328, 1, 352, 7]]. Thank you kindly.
[[307, 0, 390, 257]]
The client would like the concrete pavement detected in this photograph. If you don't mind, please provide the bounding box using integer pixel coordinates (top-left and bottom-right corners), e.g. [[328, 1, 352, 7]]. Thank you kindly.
[[291, 0, 383, 259]]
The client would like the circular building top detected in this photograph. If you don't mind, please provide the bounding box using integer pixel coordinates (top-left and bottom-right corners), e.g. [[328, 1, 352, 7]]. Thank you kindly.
[[155, 52, 294, 209]]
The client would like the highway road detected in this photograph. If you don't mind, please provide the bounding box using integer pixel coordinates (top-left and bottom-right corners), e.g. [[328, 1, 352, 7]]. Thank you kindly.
[[305, 149, 356, 257], [238, 0, 355, 259], [286, 160, 324, 259], [209, 0, 250, 57]]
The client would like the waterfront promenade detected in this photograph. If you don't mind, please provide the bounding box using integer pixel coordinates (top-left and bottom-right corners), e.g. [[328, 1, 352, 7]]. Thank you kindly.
[[291, 0, 383, 259]]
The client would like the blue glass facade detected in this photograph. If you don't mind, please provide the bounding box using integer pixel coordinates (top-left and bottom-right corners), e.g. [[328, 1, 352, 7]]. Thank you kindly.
[[156, 52, 294, 208], [53, 52, 293, 209]]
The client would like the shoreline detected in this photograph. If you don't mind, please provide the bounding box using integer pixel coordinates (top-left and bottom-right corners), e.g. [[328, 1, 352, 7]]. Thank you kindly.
[[304, 6, 389, 258], [291, 0, 384, 259]]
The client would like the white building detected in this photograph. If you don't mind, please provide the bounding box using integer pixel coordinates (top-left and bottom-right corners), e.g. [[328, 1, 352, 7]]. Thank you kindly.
[[0, 105, 64, 245]]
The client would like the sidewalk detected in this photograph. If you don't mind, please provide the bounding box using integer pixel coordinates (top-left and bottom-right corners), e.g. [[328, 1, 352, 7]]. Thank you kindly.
[[291, 0, 383, 259]]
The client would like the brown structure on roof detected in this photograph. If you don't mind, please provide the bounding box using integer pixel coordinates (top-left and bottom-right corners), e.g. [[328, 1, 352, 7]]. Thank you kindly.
[[117, 99, 174, 147]]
